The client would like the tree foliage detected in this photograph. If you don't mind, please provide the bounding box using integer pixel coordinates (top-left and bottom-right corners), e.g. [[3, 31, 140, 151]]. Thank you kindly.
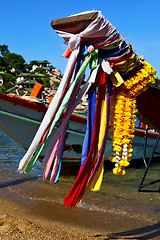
[[35, 69, 51, 88], [0, 73, 16, 93], [0, 45, 9, 56], [0, 56, 5, 67], [0, 44, 56, 91], [3, 52, 25, 70], [30, 60, 38, 66], [3, 72, 16, 83], [42, 74, 51, 88]]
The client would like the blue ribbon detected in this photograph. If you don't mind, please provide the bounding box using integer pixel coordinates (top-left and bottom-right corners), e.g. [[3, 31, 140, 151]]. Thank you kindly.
[[80, 85, 96, 168]]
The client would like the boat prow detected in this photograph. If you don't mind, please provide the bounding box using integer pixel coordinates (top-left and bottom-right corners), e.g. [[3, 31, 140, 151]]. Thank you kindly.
[[0, 89, 160, 164]]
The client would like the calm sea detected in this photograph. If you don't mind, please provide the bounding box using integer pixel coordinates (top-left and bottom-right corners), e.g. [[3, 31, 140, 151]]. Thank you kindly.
[[1, 130, 160, 223]]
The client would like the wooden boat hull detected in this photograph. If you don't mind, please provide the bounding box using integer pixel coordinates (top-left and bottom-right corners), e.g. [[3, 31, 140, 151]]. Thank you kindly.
[[0, 92, 159, 164], [137, 86, 160, 132]]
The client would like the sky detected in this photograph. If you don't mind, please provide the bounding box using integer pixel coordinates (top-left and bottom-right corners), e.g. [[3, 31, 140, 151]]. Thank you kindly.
[[0, 0, 160, 77]]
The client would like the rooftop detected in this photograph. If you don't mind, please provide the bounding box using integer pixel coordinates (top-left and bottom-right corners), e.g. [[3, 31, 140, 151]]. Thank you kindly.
[[16, 79, 36, 85], [34, 60, 51, 64], [17, 72, 45, 77]]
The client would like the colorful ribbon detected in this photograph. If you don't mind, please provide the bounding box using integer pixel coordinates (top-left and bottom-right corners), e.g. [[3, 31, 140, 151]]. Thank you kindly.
[[18, 10, 152, 210], [64, 70, 108, 208]]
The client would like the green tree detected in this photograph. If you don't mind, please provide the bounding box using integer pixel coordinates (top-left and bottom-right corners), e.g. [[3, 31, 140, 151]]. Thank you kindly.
[[36, 72, 50, 88], [0, 73, 16, 93], [33, 67, 51, 88], [30, 60, 38, 66], [0, 56, 5, 67], [3, 52, 25, 71], [3, 72, 16, 82], [42, 74, 50, 88], [0, 45, 9, 56], [22, 61, 40, 72], [0, 86, 7, 94]]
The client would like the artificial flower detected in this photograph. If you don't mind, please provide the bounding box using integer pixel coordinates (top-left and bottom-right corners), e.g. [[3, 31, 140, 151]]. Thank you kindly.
[[109, 61, 157, 175]]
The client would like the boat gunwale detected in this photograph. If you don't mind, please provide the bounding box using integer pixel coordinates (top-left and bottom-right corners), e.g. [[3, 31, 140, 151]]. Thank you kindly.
[[0, 108, 86, 137], [0, 93, 87, 125], [0, 108, 159, 141]]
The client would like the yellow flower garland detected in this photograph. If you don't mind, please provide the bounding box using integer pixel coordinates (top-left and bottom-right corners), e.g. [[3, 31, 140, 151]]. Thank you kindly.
[[109, 61, 157, 175]]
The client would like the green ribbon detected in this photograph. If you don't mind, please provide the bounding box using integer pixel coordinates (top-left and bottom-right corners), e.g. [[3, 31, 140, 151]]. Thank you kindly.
[[100, 40, 122, 50], [90, 49, 98, 70], [24, 49, 98, 174]]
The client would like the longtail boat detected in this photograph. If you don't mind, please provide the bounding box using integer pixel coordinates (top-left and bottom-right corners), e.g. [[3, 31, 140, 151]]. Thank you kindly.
[[0, 86, 159, 163], [1, 11, 160, 207]]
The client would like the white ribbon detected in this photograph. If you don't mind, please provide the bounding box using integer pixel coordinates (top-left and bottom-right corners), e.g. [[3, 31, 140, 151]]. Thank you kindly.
[[69, 34, 81, 50], [41, 65, 100, 166], [55, 11, 116, 50], [101, 59, 113, 75], [18, 48, 79, 173], [18, 11, 116, 173]]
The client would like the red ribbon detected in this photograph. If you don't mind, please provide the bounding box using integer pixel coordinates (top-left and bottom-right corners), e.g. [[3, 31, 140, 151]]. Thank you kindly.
[[64, 70, 107, 208], [62, 47, 73, 58]]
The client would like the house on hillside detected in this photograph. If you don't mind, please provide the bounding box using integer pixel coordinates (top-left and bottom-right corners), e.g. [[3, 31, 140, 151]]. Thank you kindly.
[[31, 60, 54, 73], [17, 72, 44, 83], [7, 72, 45, 96]]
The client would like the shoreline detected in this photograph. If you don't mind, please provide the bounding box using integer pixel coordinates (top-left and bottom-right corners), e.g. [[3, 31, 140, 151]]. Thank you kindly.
[[1, 179, 160, 239]]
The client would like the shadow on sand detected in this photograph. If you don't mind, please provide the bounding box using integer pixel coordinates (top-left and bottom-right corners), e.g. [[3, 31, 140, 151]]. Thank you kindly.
[[0, 176, 38, 188], [94, 223, 160, 239]]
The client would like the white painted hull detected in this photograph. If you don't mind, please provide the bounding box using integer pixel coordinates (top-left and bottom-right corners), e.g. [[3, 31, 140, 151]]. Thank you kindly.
[[0, 93, 159, 164]]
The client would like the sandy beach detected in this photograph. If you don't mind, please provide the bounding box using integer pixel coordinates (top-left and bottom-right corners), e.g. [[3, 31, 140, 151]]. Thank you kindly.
[[1, 131, 160, 239], [1, 173, 160, 240]]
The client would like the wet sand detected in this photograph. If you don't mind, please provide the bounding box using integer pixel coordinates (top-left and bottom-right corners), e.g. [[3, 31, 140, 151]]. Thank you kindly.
[[1, 174, 160, 239]]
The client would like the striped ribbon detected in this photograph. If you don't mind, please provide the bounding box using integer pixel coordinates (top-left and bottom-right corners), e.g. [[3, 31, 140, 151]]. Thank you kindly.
[[24, 50, 98, 175], [89, 80, 112, 190], [64, 70, 108, 208], [18, 48, 79, 173]]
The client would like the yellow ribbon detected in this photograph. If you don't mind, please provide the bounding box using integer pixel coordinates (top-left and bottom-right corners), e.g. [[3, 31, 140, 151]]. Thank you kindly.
[[110, 71, 124, 87], [89, 90, 107, 191]]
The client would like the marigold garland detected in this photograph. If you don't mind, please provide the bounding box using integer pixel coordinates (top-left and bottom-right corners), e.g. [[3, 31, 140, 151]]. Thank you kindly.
[[109, 61, 157, 175]]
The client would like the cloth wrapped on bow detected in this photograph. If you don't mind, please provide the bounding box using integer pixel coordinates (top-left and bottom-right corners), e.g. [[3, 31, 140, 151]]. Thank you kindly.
[[18, 11, 157, 208]]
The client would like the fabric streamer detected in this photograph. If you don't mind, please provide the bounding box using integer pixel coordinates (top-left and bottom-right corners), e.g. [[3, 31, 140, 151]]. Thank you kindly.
[[88, 87, 107, 191], [24, 50, 97, 174], [18, 10, 157, 209], [41, 65, 100, 180], [64, 70, 108, 208], [89, 81, 112, 190], [18, 48, 79, 173], [80, 86, 96, 168]]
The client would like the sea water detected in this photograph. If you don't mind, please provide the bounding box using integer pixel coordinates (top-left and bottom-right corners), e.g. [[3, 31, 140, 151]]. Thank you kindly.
[[1, 130, 160, 223]]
